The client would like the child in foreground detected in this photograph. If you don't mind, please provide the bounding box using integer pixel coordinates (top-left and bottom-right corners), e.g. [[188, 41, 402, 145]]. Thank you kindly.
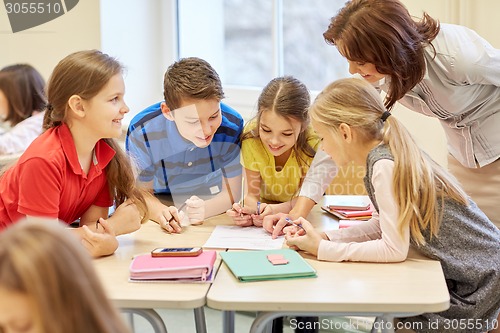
[[0, 220, 132, 333]]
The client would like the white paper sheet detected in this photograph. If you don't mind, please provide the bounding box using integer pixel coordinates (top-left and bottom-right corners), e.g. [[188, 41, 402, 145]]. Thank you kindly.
[[203, 225, 284, 250]]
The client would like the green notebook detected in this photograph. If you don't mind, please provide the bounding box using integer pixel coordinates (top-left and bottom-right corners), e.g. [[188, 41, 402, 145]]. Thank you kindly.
[[220, 249, 317, 282]]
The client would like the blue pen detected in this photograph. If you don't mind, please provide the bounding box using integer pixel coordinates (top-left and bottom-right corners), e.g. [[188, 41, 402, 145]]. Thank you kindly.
[[257, 201, 261, 215], [285, 217, 303, 230]]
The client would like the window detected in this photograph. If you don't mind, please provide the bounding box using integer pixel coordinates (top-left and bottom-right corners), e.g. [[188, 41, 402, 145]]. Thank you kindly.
[[178, 0, 349, 92]]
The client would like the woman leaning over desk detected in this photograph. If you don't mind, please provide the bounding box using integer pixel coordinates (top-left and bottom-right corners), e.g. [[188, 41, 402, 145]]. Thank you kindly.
[[272, 0, 500, 230]]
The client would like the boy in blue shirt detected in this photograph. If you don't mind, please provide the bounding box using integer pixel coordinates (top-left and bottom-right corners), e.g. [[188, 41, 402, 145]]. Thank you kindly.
[[126, 58, 243, 231]]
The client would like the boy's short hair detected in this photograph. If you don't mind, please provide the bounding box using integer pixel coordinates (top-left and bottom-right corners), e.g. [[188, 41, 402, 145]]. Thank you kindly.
[[163, 57, 224, 110]]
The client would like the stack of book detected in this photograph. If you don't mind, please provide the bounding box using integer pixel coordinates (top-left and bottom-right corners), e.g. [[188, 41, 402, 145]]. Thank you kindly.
[[321, 195, 373, 225]]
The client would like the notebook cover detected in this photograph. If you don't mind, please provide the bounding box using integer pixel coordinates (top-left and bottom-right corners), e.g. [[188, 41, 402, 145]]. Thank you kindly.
[[324, 195, 372, 210], [321, 206, 372, 220], [220, 249, 317, 282], [334, 207, 374, 218], [129, 250, 216, 281]]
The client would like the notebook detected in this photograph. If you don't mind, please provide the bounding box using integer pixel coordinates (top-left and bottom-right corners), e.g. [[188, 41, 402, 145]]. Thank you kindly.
[[220, 249, 317, 282], [321, 206, 373, 220], [324, 195, 372, 210], [129, 250, 217, 282]]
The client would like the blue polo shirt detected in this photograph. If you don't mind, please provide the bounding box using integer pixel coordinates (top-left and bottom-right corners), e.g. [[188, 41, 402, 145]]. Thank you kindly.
[[126, 102, 243, 198]]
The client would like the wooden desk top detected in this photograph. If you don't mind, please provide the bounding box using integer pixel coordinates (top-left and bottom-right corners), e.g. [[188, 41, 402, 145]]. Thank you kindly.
[[207, 251, 449, 314], [93, 213, 232, 309]]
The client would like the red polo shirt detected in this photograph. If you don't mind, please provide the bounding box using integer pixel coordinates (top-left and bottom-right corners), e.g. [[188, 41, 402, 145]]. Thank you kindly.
[[0, 124, 115, 228]]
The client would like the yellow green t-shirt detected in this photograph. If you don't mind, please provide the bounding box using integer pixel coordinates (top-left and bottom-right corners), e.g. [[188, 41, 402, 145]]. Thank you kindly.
[[241, 123, 319, 203]]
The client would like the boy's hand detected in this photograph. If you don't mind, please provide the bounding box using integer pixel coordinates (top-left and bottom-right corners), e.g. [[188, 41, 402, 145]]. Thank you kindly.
[[81, 218, 119, 257], [185, 196, 205, 225]]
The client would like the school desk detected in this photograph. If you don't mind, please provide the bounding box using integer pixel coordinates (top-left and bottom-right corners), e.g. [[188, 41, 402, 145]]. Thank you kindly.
[[206, 204, 450, 333], [93, 215, 232, 333]]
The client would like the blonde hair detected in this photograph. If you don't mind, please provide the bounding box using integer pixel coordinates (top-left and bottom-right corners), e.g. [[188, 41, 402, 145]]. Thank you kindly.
[[310, 78, 467, 245], [44, 50, 148, 221], [0, 220, 131, 333]]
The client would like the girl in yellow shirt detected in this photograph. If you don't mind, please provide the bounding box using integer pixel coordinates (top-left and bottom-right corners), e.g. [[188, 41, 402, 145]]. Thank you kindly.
[[227, 76, 319, 227]]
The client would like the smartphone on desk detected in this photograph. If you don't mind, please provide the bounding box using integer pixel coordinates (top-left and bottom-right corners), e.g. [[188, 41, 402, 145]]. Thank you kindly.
[[151, 247, 203, 257]]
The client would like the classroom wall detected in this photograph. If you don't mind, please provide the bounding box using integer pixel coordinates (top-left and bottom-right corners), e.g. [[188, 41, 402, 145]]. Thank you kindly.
[[2, 0, 499, 169], [0, 0, 101, 82]]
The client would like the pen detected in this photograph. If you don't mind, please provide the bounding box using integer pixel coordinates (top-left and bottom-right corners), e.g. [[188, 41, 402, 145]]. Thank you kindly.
[[95, 219, 100, 231], [285, 217, 303, 230], [257, 201, 261, 215]]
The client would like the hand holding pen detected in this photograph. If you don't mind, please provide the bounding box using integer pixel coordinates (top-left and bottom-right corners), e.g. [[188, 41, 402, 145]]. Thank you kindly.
[[161, 202, 186, 234], [284, 217, 326, 256], [226, 202, 253, 227]]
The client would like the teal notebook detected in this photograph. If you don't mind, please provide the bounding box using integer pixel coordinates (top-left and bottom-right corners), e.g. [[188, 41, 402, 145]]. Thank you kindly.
[[220, 249, 317, 282]]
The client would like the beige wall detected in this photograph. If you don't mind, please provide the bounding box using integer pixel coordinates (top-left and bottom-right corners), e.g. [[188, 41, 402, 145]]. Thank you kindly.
[[0, 0, 101, 81]]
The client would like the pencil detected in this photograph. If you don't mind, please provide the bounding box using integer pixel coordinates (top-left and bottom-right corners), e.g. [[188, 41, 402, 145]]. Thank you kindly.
[[168, 202, 187, 223], [240, 176, 245, 208]]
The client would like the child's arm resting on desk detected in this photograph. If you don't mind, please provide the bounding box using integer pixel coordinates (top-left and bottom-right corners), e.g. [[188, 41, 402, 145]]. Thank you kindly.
[[80, 201, 141, 236], [296, 160, 409, 263], [284, 218, 328, 255]]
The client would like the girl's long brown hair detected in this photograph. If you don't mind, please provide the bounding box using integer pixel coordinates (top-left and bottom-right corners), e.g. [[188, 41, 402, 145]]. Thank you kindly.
[[242, 76, 317, 177], [0, 220, 132, 333], [44, 50, 147, 220], [323, 0, 440, 111], [310, 78, 467, 245]]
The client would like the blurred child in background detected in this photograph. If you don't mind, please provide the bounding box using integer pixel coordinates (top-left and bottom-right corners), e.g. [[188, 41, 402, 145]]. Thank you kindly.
[[0, 64, 46, 155]]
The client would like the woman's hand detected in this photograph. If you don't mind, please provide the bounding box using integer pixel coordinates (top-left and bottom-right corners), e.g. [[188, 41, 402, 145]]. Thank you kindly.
[[262, 212, 292, 238]]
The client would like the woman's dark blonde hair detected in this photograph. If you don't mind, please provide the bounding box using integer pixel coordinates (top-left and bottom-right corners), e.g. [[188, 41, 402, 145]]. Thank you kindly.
[[323, 0, 440, 111], [43, 50, 147, 220], [242, 76, 316, 178], [310, 78, 468, 245], [0, 64, 46, 126], [0, 220, 132, 333]]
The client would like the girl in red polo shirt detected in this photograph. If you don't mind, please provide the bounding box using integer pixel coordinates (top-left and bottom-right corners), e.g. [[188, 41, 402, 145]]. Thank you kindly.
[[0, 50, 148, 257]]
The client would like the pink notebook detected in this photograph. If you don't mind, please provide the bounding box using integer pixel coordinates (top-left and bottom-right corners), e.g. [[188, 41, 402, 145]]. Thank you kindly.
[[129, 250, 216, 282]]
